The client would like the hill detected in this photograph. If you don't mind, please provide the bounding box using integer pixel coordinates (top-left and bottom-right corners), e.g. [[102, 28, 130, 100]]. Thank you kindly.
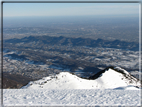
[[22, 67, 141, 89]]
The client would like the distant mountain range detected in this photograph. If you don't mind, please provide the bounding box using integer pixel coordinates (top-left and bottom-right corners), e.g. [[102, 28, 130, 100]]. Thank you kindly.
[[22, 66, 141, 89], [4, 36, 139, 51]]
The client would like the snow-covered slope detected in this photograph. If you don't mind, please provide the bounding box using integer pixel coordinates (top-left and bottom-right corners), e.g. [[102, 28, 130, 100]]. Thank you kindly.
[[22, 67, 141, 89], [3, 89, 141, 106]]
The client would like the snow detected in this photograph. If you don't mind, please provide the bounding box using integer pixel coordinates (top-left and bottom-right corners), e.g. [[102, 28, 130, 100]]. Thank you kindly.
[[49, 65, 70, 71], [3, 89, 141, 106], [3, 67, 141, 106], [22, 68, 141, 89], [114, 60, 138, 68], [130, 71, 142, 80], [114, 66, 130, 75]]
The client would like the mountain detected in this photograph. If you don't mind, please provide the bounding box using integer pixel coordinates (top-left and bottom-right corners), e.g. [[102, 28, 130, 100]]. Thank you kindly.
[[4, 36, 139, 51], [22, 67, 141, 89]]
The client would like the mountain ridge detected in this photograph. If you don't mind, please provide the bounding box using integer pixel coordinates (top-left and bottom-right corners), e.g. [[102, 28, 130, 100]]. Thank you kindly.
[[4, 35, 139, 51], [22, 67, 141, 89]]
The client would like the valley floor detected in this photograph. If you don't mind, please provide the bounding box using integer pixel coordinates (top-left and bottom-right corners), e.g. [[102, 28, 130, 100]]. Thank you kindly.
[[3, 89, 141, 106]]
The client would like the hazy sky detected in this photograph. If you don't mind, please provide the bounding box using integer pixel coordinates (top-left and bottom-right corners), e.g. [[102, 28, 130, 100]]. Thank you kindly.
[[3, 1, 139, 17]]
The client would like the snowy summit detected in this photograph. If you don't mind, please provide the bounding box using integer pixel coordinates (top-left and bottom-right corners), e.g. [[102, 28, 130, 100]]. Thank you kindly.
[[22, 67, 141, 90]]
